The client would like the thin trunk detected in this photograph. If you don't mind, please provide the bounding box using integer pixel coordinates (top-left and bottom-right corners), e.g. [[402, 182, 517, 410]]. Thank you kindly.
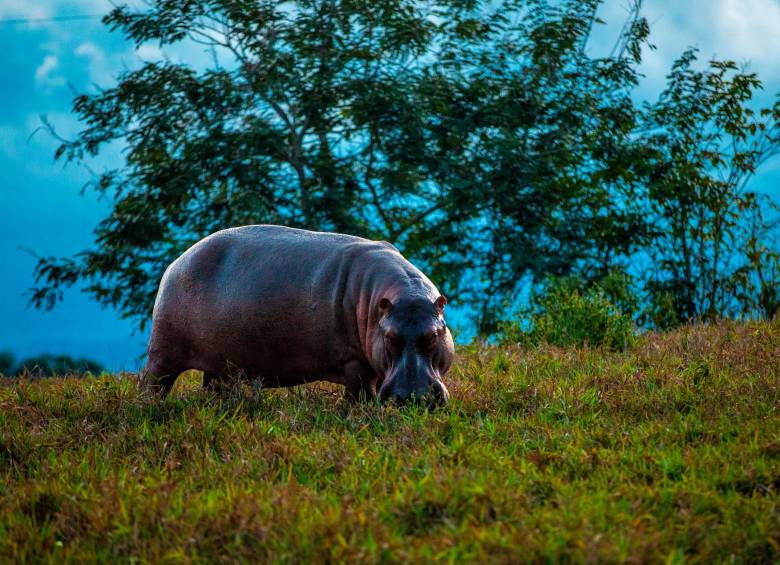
[[679, 208, 694, 321]]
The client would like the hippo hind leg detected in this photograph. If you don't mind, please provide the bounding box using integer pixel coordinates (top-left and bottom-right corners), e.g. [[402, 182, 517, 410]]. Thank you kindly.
[[202, 371, 229, 394], [203, 368, 254, 395], [142, 356, 185, 398]]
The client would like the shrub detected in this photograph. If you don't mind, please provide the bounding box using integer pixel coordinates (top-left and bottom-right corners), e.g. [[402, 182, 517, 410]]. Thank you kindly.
[[0, 351, 14, 376], [12, 354, 103, 377], [500, 278, 636, 350]]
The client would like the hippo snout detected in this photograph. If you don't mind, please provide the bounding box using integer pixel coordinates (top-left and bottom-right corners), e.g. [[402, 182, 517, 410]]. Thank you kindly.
[[428, 379, 450, 406], [379, 378, 449, 408]]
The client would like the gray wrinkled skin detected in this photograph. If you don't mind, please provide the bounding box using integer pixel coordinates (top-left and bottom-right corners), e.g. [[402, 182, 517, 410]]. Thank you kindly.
[[143, 225, 454, 406]]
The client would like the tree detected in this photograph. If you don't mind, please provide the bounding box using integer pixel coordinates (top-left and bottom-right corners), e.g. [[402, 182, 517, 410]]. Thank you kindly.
[[431, 0, 654, 331], [31, 0, 656, 332], [12, 354, 103, 376], [642, 50, 780, 326], [31, 0, 780, 333]]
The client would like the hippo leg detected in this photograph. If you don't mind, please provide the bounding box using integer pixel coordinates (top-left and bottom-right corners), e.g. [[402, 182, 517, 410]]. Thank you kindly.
[[343, 360, 379, 403], [142, 358, 184, 397], [202, 371, 224, 394]]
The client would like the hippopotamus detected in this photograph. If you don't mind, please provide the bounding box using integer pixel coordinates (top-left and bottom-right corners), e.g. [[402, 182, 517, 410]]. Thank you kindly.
[[143, 225, 454, 406]]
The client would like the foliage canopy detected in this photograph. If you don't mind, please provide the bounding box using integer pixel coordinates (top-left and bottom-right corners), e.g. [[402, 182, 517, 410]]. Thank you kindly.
[[32, 0, 780, 332]]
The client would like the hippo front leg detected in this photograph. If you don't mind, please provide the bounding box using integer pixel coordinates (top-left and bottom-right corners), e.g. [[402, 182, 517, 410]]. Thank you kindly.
[[343, 360, 379, 403]]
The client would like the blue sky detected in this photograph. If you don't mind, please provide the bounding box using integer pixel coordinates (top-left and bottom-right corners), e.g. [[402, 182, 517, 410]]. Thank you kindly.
[[1, 0, 779, 371]]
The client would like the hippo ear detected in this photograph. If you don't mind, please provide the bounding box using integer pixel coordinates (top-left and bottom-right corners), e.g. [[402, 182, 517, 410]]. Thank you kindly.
[[378, 297, 393, 315], [435, 295, 447, 314]]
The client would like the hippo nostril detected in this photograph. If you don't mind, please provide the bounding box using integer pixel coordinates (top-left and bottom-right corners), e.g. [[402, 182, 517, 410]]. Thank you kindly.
[[383, 389, 414, 407], [430, 380, 449, 406], [389, 384, 449, 409], [378, 381, 394, 404], [379, 377, 449, 408]]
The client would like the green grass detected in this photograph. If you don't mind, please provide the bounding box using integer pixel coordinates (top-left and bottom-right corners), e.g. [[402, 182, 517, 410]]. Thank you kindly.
[[1, 321, 779, 563]]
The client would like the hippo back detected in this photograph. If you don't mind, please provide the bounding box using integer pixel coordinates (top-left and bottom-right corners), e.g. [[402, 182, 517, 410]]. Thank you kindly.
[[149, 225, 413, 379]]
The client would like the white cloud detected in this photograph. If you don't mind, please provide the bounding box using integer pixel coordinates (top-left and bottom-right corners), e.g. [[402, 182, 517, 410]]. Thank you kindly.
[[34, 54, 57, 80], [136, 43, 165, 62], [0, 0, 122, 19], [75, 40, 115, 85], [76, 41, 105, 62], [709, 0, 780, 71], [0, 1, 52, 20], [594, 0, 780, 101], [34, 54, 65, 86]]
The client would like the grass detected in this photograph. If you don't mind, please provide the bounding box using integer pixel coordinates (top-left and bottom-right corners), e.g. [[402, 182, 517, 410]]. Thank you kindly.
[[1, 320, 778, 563]]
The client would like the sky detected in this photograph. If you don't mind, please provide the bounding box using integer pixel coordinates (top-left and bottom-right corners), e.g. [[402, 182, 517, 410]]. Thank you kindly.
[[1, 0, 780, 371]]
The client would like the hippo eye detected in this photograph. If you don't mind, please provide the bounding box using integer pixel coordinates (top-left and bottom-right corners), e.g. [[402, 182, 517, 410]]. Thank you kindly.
[[419, 330, 438, 350], [384, 332, 401, 352]]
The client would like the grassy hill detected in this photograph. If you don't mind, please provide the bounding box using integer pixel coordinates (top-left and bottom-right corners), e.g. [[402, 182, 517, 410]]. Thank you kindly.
[[1, 321, 778, 562]]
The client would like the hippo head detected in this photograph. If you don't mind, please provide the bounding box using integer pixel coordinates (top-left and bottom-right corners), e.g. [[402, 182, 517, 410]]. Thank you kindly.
[[373, 295, 454, 407]]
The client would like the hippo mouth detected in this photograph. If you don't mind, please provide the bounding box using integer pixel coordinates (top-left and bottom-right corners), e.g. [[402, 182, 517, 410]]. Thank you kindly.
[[378, 374, 450, 408]]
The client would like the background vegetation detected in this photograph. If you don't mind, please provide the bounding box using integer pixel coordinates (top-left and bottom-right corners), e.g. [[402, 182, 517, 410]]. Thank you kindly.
[[28, 0, 780, 334], [0, 352, 103, 378], [1, 321, 777, 561], [499, 274, 637, 350]]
